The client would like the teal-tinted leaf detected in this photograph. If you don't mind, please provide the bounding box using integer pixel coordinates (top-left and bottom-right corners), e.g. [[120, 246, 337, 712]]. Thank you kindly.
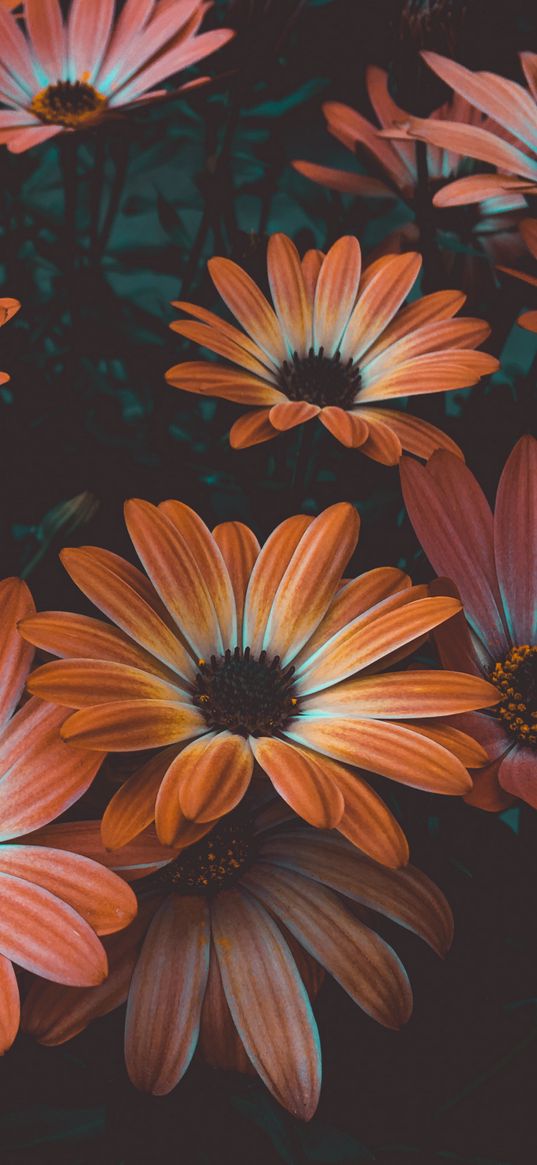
[[298, 1120, 375, 1162], [0, 1105, 105, 1150], [247, 79, 328, 118]]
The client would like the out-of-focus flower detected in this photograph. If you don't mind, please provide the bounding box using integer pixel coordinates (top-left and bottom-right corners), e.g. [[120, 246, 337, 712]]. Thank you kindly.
[[21, 500, 496, 856], [498, 218, 537, 332], [393, 51, 537, 205], [401, 436, 537, 812], [0, 297, 20, 384], [293, 68, 527, 257], [0, 0, 234, 153], [0, 575, 137, 1051], [22, 800, 453, 1116], [166, 233, 498, 459]]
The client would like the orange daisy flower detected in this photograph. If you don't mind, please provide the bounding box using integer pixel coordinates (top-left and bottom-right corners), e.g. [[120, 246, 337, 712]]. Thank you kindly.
[[498, 218, 537, 332], [166, 234, 498, 461], [22, 800, 453, 1117], [401, 436, 537, 813], [0, 0, 234, 153], [0, 296, 20, 384], [395, 51, 537, 206], [21, 500, 497, 856], [0, 575, 137, 1053]]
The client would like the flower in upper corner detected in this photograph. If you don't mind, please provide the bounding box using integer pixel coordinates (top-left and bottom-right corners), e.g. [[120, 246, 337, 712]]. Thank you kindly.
[[0, 0, 234, 154], [401, 436, 537, 812], [497, 219, 537, 333], [0, 575, 137, 1053], [0, 297, 20, 384], [166, 234, 498, 460], [21, 800, 453, 1117], [21, 499, 497, 856], [394, 51, 537, 206], [293, 66, 528, 254]]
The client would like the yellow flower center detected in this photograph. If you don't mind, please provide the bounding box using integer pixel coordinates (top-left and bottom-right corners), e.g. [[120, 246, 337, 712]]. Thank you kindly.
[[194, 646, 298, 737], [278, 348, 362, 409], [491, 644, 537, 747], [30, 80, 107, 128], [144, 816, 255, 896]]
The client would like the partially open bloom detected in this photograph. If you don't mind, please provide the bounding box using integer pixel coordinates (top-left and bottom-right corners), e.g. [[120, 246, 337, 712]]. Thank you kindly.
[[0, 576, 137, 1052], [22, 500, 497, 857], [401, 436, 537, 811], [498, 218, 537, 332], [0, 0, 234, 153], [22, 800, 453, 1118], [0, 297, 20, 384], [166, 234, 498, 460], [293, 65, 528, 235], [395, 51, 537, 206]]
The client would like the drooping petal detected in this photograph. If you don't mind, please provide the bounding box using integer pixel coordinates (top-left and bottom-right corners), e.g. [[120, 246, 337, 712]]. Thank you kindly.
[[154, 735, 222, 844], [199, 944, 251, 1073], [250, 737, 345, 829], [465, 755, 514, 812], [24, 820, 178, 882], [178, 732, 254, 824], [212, 887, 321, 1119], [269, 401, 319, 431], [0, 874, 107, 985], [354, 414, 403, 465], [243, 866, 412, 1027], [229, 409, 277, 449], [0, 576, 35, 731], [0, 846, 136, 935], [319, 406, 368, 448], [493, 435, 537, 643], [292, 160, 392, 198], [125, 895, 210, 1094], [361, 408, 463, 460], [101, 747, 179, 849]]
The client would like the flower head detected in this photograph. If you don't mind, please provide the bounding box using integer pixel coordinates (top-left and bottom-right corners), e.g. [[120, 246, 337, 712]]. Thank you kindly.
[[393, 51, 537, 206], [0, 0, 234, 153], [0, 575, 137, 1052], [401, 435, 537, 812], [22, 500, 497, 856], [22, 800, 453, 1117], [0, 297, 20, 384], [166, 233, 498, 460]]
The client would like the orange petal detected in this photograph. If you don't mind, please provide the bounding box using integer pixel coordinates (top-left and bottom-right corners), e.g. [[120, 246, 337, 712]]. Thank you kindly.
[[269, 400, 319, 431], [19, 611, 180, 681], [319, 406, 368, 447], [267, 233, 312, 355], [154, 736, 222, 844], [354, 413, 402, 464], [159, 500, 237, 648], [212, 521, 260, 643], [363, 289, 467, 364], [208, 256, 287, 364], [340, 252, 422, 363], [28, 658, 185, 707], [0, 576, 35, 731], [293, 567, 411, 669], [302, 670, 498, 718], [0, 873, 108, 985], [229, 408, 277, 448], [165, 361, 286, 405], [293, 160, 392, 198], [312, 235, 362, 353], [0, 956, 19, 1052], [243, 514, 314, 656], [61, 699, 205, 751], [178, 732, 254, 823], [171, 299, 278, 370], [0, 845, 136, 936], [358, 350, 499, 402], [170, 320, 276, 379], [250, 737, 345, 828], [359, 408, 463, 460], [301, 249, 325, 305], [101, 747, 178, 849]]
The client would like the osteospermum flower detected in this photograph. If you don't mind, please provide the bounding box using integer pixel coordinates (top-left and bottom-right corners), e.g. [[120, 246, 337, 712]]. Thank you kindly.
[[401, 436, 537, 811], [498, 218, 537, 332], [396, 51, 537, 206], [0, 0, 234, 153], [21, 800, 453, 1117], [22, 500, 496, 856], [0, 297, 20, 384], [0, 575, 137, 1051], [293, 65, 528, 233], [166, 234, 498, 460]]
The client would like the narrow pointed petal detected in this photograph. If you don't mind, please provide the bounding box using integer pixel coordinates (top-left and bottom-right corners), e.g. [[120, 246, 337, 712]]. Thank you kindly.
[[125, 896, 210, 1094], [250, 737, 345, 828], [267, 234, 311, 356], [362, 408, 463, 460], [293, 568, 411, 669], [243, 866, 412, 1027], [312, 236, 362, 353], [25, 821, 178, 882], [421, 51, 537, 152], [28, 658, 185, 707], [62, 699, 205, 751], [212, 522, 260, 643], [494, 435, 537, 643], [404, 720, 489, 768], [302, 670, 498, 718], [26, 0, 65, 79], [170, 320, 275, 379], [401, 114, 537, 183], [102, 748, 176, 849], [165, 362, 285, 405], [208, 258, 287, 364], [355, 415, 402, 464], [340, 253, 422, 363], [212, 888, 321, 1120], [293, 160, 391, 198], [301, 250, 325, 304], [159, 500, 237, 648], [0, 846, 136, 936], [19, 611, 180, 681], [243, 515, 313, 655], [68, 0, 114, 82]]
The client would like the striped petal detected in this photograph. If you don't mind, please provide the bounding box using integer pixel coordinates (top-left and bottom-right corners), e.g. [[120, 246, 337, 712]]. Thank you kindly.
[[293, 160, 392, 198], [212, 522, 260, 644], [101, 748, 179, 850], [269, 401, 319, 430], [312, 236, 362, 353], [355, 414, 403, 464], [293, 567, 411, 669], [401, 115, 537, 183], [358, 351, 498, 402], [208, 257, 287, 364], [68, 0, 114, 83], [28, 658, 185, 707], [317, 759, 409, 866], [212, 887, 321, 1119], [319, 406, 368, 447], [26, 0, 65, 80], [229, 408, 278, 448], [0, 874, 107, 984], [159, 500, 237, 648], [360, 408, 463, 460], [0, 576, 34, 731], [243, 515, 313, 655], [61, 699, 205, 751], [250, 737, 345, 828], [421, 51, 537, 152], [498, 745, 537, 809], [19, 611, 179, 681], [178, 732, 254, 823], [125, 895, 210, 1094], [267, 234, 311, 356], [154, 734, 228, 844], [0, 845, 136, 936], [339, 253, 422, 363], [494, 435, 537, 643], [165, 362, 286, 406], [0, 956, 19, 1052], [302, 670, 498, 718]]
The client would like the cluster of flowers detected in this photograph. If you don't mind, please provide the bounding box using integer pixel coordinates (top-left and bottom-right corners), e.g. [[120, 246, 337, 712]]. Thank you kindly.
[[0, 0, 536, 1121]]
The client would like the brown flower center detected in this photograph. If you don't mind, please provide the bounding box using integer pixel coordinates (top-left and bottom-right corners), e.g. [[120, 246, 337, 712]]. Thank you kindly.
[[147, 815, 255, 896], [491, 645, 537, 747], [30, 80, 107, 128], [194, 646, 298, 736], [278, 348, 361, 408]]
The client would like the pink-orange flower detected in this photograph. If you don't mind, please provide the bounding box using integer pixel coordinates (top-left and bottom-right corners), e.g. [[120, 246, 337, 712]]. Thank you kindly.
[[0, 0, 234, 153], [401, 436, 537, 812], [0, 575, 137, 1052], [498, 218, 537, 332], [395, 51, 537, 206], [21, 500, 497, 858], [293, 65, 528, 226], [22, 801, 453, 1117], [166, 234, 498, 461], [0, 297, 20, 384]]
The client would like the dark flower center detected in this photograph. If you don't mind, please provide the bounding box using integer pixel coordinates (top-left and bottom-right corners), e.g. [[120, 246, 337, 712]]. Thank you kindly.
[[491, 645, 537, 747], [194, 646, 298, 736], [30, 80, 107, 128], [278, 348, 361, 408], [144, 815, 255, 897]]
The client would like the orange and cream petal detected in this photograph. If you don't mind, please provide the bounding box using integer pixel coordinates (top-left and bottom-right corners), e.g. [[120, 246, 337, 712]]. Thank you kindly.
[[319, 406, 368, 448], [61, 699, 206, 752], [403, 720, 489, 769], [0, 873, 108, 985], [229, 409, 278, 448], [359, 409, 463, 461], [339, 252, 422, 363], [0, 576, 35, 730], [283, 716, 472, 795], [212, 521, 260, 641], [28, 658, 187, 708], [358, 350, 499, 403], [101, 747, 181, 850], [420, 51, 537, 153], [169, 320, 278, 380], [0, 956, 19, 1053], [292, 567, 412, 670], [353, 415, 402, 465], [18, 611, 181, 682], [434, 174, 537, 207], [399, 113, 537, 184], [0, 699, 103, 842], [292, 160, 393, 199], [159, 499, 238, 648], [175, 732, 254, 825], [361, 317, 492, 383], [208, 256, 288, 365], [250, 737, 345, 829], [171, 298, 280, 372], [464, 756, 515, 812], [267, 233, 312, 356], [211, 887, 321, 1120], [243, 514, 314, 656], [165, 362, 286, 406], [24, 821, 179, 883], [300, 670, 498, 719], [311, 235, 362, 354], [125, 894, 211, 1095], [328, 762, 409, 867], [362, 290, 467, 364], [199, 945, 253, 1075], [242, 865, 412, 1029]]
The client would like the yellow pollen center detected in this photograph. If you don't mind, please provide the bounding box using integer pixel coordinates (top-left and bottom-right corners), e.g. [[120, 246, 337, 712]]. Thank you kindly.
[[30, 80, 107, 128], [491, 644, 537, 747]]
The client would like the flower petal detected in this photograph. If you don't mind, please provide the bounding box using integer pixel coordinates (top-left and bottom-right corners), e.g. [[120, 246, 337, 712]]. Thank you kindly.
[[269, 401, 319, 431], [212, 522, 260, 644], [421, 51, 537, 153], [26, 0, 65, 80], [0, 874, 107, 984], [212, 887, 321, 1119], [493, 435, 537, 643], [165, 362, 285, 405], [498, 746, 537, 809], [62, 699, 205, 751], [229, 408, 277, 449], [243, 515, 314, 656], [68, 0, 114, 83], [267, 234, 311, 356], [208, 257, 287, 364], [28, 658, 185, 707], [250, 737, 345, 828], [101, 748, 177, 849], [0, 845, 136, 936], [178, 732, 254, 824], [0, 576, 34, 731], [361, 408, 463, 460], [19, 611, 180, 681], [312, 235, 362, 353], [319, 406, 368, 448], [302, 670, 498, 718], [159, 500, 237, 648], [293, 567, 411, 669], [0, 956, 19, 1052], [340, 253, 422, 363]]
